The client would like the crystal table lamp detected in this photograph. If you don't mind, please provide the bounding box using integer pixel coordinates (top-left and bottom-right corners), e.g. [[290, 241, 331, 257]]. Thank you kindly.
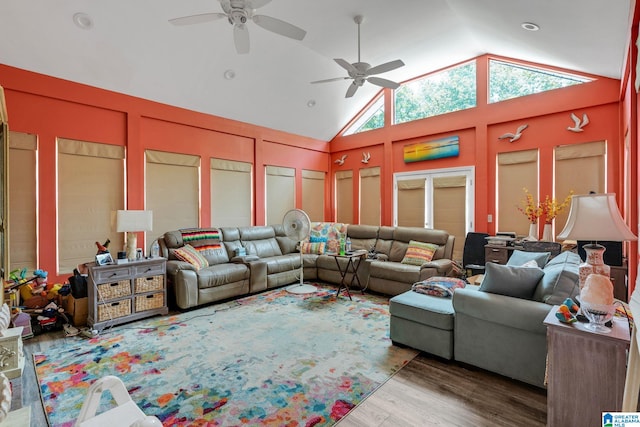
[[116, 210, 153, 261], [557, 193, 637, 289]]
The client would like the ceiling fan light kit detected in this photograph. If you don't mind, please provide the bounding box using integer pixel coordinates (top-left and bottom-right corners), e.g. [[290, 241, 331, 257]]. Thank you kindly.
[[169, 0, 306, 54], [310, 15, 405, 98]]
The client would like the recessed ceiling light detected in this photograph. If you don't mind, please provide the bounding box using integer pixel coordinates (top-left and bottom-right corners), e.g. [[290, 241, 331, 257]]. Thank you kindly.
[[223, 69, 236, 80], [307, 100, 316, 108], [73, 12, 93, 30], [521, 22, 540, 32]]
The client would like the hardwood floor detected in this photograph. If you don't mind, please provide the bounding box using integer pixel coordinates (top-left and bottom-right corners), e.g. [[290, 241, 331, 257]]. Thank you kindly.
[[19, 331, 546, 427]]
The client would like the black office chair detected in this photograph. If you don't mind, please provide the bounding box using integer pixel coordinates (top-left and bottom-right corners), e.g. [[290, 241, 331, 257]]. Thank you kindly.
[[462, 232, 489, 278]]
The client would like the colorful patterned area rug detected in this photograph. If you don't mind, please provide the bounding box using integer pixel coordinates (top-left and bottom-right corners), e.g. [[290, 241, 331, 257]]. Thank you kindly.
[[35, 284, 418, 426]]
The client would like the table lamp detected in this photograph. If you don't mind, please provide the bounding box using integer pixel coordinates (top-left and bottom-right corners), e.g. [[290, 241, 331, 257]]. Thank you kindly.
[[557, 193, 637, 289], [116, 210, 153, 261]]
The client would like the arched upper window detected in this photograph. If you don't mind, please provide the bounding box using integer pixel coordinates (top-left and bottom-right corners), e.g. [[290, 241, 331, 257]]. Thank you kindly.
[[489, 59, 591, 103], [393, 61, 476, 125]]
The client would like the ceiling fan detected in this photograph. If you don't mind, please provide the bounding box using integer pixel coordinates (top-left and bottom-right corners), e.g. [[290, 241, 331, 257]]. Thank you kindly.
[[311, 15, 405, 98], [169, 0, 306, 54]]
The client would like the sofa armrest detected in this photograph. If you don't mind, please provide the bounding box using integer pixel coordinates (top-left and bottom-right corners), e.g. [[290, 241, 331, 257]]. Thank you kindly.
[[231, 255, 260, 263], [375, 254, 389, 261], [421, 258, 453, 276], [453, 287, 552, 334], [166, 259, 197, 275]]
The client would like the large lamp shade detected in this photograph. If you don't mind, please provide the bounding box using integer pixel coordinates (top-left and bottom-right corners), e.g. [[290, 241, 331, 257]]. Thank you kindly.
[[116, 210, 153, 261]]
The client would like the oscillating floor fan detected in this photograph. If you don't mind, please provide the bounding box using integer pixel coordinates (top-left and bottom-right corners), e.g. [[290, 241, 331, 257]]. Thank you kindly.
[[283, 209, 317, 294]]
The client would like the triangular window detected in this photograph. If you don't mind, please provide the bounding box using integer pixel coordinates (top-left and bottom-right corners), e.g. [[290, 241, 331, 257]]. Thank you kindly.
[[489, 59, 591, 103], [343, 96, 384, 136]]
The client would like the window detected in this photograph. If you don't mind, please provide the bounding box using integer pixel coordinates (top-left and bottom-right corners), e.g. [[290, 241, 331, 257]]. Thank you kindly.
[[394, 61, 476, 124], [211, 158, 252, 227], [489, 59, 590, 103], [343, 96, 384, 136]]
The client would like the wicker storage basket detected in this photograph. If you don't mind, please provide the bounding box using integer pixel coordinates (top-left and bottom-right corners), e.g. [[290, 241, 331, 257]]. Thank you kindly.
[[134, 275, 164, 293], [97, 300, 132, 322], [135, 293, 164, 312], [97, 280, 131, 300]]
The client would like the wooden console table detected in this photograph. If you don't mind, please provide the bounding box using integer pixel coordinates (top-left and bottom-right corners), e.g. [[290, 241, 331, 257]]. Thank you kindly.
[[87, 258, 168, 330], [544, 308, 630, 426]]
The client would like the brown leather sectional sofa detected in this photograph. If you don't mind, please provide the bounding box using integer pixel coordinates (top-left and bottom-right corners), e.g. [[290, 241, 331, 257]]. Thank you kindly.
[[158, 223, 455, 309]]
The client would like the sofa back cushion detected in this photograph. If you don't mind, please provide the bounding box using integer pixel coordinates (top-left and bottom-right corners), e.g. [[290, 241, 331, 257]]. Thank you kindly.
[[392, 227, 450, 260], [532, 251, 581, 304], [272, 224, 298, 254], [374, 226, 395, 257], [347, 224, 379, 252], [240, 226, 283, 258]]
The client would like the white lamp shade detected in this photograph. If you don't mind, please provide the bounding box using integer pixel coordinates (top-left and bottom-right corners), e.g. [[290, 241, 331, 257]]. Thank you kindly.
[[116, 210, 153, 233], [557, 193, 637, 242]]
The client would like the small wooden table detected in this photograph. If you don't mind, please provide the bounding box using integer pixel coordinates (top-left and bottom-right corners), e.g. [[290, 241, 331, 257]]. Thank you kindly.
[[329, 250, 368, 300], [544, 307, 630, 427]]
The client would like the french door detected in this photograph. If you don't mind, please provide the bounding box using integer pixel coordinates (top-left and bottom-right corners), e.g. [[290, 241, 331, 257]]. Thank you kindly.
[[394, 167, 474, 261]]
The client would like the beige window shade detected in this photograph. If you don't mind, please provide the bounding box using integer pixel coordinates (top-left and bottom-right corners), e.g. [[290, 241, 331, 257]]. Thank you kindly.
[[146, 150, 200, 248], [497, 149, 538, 236], [397, 178, 425, 227], [554, 141, 606, 236], [302, 169, 325, 222], [58, 139, 125, 273], [9, 131, 37, 272], [433, 176, 466, 261], [360, 167, 381, 226], [266, 165, 295, 225], [336, 170, 353, 224], [211, 158, 252, 227]]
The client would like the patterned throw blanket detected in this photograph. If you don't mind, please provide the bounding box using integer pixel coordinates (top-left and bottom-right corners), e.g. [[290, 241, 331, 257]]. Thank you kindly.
[[180, 228, 222, 251]]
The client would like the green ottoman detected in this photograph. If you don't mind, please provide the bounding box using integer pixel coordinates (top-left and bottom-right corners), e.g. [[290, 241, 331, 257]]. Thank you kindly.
[[389, 290, 455, 359]]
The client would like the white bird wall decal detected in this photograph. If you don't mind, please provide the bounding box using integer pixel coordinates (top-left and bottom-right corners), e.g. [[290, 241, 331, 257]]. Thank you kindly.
[[362, 152, 371, 164], [335, 154, 347, 166], [498, 124, 528, 143], [567, 112, 589, 132]]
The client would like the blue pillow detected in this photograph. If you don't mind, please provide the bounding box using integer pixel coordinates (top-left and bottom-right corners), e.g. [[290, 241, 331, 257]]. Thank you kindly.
[[507, 250, 550, 268], [479, 262, 545, 300]]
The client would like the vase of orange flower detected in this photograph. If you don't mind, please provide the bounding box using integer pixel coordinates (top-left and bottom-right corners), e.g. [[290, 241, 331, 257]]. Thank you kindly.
[[517, 188, 542, 240], [539, 192, 573, 241]]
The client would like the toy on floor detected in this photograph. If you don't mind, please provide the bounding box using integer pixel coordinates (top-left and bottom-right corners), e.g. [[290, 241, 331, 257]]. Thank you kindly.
[[555, 297, 579, 324], [75, 375, 162, 427]]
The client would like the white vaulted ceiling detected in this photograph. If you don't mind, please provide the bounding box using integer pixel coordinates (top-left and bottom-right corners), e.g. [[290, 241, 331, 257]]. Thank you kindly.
[[0, 0, 632, 141]]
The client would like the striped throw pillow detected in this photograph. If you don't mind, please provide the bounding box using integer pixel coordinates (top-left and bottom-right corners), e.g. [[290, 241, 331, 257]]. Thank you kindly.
[[173, 244, 209, 270], [401, 240, 439, 266], [180, 228, 222, 251]]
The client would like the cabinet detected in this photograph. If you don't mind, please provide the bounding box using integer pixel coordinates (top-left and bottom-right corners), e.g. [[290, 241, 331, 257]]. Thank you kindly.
[[87, 258, 168, 330], [610, 260, 628, 302], [544, 308, 630, 427], [484, 244, 518, 264]]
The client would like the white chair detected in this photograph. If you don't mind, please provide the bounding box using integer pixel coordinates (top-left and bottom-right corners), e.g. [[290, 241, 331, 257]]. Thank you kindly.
[[75, 376, 162, 427], [622, 285, 640, 410]]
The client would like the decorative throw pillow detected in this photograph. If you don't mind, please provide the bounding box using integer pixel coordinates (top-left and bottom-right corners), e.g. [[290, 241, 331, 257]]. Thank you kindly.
[[412, 277, 466, 298], [479, 262, 545, 300], [173, 244, 209, 270], [401, 240, 439, 266], [506, 249, 550, 268], [301, 242, 326, 255]]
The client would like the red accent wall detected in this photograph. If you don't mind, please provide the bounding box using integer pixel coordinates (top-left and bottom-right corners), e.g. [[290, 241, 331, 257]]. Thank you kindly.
[[1, 32, 636, 289]]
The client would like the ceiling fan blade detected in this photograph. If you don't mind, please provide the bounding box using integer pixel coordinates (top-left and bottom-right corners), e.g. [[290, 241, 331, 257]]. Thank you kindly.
[[367, 59, 405, 76], [252, 15, 306, 40], [169, 13, 227, 26], [367, 76, 401, 89], [334, 58, 357, 74], [345, 82, 360, 98], [248, 0, 272, 9], [310, 77, 350, 84], [234, 24, 250, 54]]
